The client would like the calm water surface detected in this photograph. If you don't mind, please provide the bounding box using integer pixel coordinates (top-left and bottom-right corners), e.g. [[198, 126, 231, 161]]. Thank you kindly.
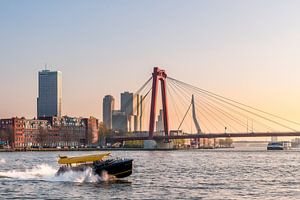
[[0, 148, 299, 199]]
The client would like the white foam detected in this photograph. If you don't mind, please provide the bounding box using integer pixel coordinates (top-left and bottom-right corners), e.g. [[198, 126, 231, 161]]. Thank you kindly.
[[0, 159, 5, 164], [0, 164, 105, 183], [0, 164, 56, 180], [50, 167, 103, 183]]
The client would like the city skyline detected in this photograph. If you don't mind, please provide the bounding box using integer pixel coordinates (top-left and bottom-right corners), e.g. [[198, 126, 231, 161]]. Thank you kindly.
[[1, 2, 300, 200], [1, 1, 300, 125]]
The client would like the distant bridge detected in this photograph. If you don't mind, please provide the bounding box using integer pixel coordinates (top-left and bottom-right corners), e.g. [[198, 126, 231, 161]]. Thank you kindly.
[[108, 67, 300, 144], [108, 132, 300, 143]]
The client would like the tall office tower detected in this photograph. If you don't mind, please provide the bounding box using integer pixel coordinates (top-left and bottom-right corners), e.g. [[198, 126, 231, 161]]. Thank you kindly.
[[121, 92, 140, 132], [112, 110, 128, 132], [103, 95, 115, 129], [37, 70, 62, 118], [121, 92, 137, 116], [156, 109, 164, 133]]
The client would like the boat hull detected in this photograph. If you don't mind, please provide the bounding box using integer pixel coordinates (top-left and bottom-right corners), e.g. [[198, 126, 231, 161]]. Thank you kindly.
[[94, 159, 133, 178], [56, 158, 133, 179], [267, 142, 291, 150], [267, 146, 284, 150]]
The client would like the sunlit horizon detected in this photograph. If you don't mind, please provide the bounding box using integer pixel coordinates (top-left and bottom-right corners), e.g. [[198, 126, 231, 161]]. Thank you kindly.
[[1, 1, 300, 132]]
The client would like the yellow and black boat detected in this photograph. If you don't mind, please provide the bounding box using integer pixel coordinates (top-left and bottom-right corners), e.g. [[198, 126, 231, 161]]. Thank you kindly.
[[56, 153, 133, 178]]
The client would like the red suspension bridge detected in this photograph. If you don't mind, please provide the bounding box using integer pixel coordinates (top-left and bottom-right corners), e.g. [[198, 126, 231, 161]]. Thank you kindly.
[[108, 67, 300, 143]]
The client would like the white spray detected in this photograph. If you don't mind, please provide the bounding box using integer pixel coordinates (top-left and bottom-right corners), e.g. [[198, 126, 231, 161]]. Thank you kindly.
[[0, 164, 105, 183]]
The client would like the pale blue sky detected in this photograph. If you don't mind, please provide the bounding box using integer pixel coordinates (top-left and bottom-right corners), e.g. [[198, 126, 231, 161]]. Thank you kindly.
[[1, 0, 300, 122]]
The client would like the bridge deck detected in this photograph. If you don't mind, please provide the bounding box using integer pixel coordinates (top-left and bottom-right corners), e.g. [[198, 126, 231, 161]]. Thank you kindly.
[[109, 132, 300, 142]]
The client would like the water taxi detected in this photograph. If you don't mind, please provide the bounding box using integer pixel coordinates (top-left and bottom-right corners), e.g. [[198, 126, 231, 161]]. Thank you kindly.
[[56, 153, 133, 178], [267, 142, 291, 150]]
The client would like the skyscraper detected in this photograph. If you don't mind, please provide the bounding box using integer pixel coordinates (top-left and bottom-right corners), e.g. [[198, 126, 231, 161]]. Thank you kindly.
[[37, 70, 62, 118], [121, 92, 140, 132], [103, 95, 115, 129], [156, 109, 164, 133], [121, 92, 136, 116], [112, 110, 128, 132]]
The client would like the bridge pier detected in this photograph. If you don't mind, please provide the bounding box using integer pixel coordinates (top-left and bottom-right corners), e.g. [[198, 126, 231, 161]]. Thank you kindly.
[[143, 140, 174, 149]]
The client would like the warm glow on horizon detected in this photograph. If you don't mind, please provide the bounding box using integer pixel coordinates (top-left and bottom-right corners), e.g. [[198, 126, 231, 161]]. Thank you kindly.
[[1, 1, 300, 133]]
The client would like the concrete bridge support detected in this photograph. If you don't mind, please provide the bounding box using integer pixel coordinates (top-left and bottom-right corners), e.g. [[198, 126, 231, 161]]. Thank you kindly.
[[143, 140, 174, 149]]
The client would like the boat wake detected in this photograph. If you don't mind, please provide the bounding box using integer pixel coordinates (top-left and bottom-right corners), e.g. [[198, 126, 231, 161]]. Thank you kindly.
[[0, 164, 110, 183]]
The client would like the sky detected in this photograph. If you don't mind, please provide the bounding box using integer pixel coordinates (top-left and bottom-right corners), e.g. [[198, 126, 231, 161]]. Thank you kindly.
[[1, 0, 300, 127]]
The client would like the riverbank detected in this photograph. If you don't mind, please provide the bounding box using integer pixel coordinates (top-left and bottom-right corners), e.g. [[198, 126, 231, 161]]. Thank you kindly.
[[0, 146, 235, 152], [0, 148, 179, 152]]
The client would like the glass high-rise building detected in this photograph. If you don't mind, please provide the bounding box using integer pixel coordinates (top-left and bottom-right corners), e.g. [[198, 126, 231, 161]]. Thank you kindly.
[[37, 70, 62, 118], [103, 95, 115, 129], [121, 92, 140, 132], [121, 92, 138, 116]]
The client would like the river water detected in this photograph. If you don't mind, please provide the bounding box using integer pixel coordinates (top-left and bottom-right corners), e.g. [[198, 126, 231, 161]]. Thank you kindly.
[[0, 148, 299, 199]]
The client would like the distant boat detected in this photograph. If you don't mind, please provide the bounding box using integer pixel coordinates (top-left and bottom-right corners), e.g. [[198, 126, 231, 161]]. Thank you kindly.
[[267, 142, 291, 150]]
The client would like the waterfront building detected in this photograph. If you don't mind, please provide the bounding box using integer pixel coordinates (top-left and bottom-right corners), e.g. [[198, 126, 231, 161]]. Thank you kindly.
[[104, 92, 142, 133], [291, 138, 300, 148], [156, 109, 164, 134], [24, 119, 49, 147], [37, 69, 62, 118], [120, 92, 140, 132], [121, 92, 137, 116], [50, 116, 86, 147], [0, 117, 25, 148], [103, 95, 115, 129], [112, 110, 128, 132], [50, 116, 98, 146], [82, 117, 99, 145], [0, 116, 99, 149], [128, 115, 135, 132]]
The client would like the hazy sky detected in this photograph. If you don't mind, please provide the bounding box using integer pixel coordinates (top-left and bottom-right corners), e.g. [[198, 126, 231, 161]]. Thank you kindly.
[[1, 0, 300, 123]]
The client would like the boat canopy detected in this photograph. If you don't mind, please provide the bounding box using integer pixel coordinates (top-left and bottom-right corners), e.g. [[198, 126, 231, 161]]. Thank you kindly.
[[58, 153, 110, 165]]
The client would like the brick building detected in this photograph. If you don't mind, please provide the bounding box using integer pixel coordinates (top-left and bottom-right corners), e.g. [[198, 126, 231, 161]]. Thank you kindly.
[[0, 116, 99, 149], [83, 117, 99, 145], [0, 117, 25, 148], [24, 119, 49, 147]]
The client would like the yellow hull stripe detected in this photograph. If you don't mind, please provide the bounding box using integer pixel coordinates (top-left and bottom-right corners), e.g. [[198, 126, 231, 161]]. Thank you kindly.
[[112, 169, 132, 177]]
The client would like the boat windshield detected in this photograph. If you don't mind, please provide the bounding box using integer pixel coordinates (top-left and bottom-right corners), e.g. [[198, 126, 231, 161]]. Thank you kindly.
[[269, 142, 283, 146]]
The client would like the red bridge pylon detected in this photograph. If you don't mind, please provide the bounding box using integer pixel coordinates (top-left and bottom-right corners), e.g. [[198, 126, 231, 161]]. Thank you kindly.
[[149, 67, 169, 139]]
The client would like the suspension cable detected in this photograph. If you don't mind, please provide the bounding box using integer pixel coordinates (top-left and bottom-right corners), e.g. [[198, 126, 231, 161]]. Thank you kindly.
[[168, 77, 298, 132]]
